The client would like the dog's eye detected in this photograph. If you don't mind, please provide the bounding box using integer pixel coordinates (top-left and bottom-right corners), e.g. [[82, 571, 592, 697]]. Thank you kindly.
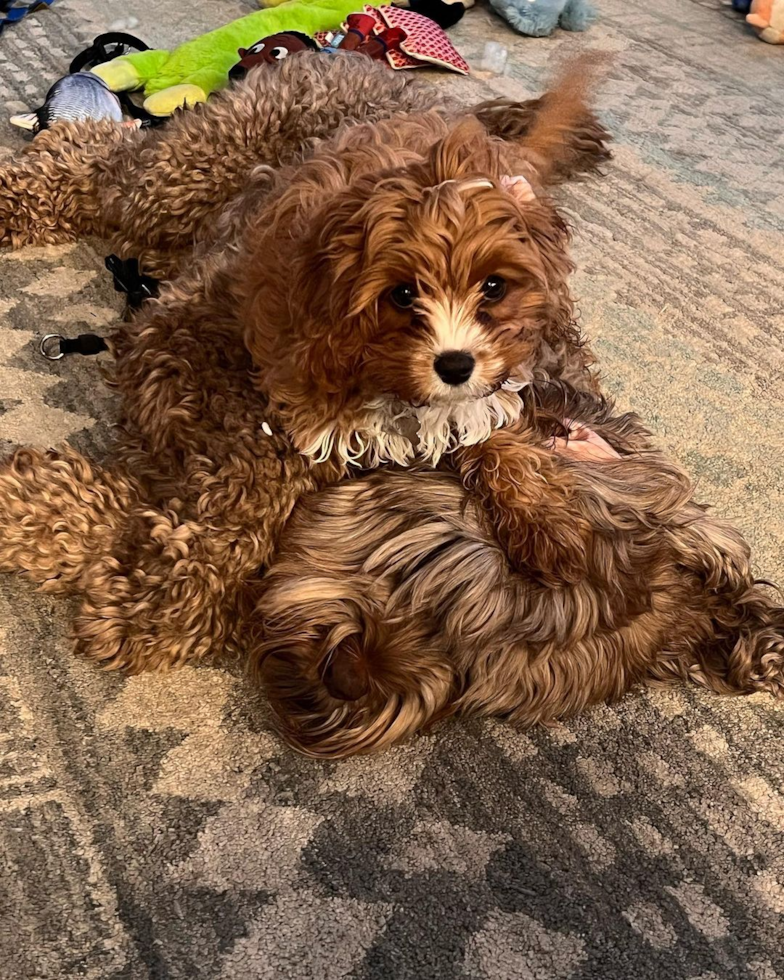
[[481, 276, 507, 302], [271, 47, 289, 60], [389, 284, 416, 310]]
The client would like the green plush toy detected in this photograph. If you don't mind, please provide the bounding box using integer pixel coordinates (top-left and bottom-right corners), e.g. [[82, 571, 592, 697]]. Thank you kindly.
[[91, 0, 372, 117]]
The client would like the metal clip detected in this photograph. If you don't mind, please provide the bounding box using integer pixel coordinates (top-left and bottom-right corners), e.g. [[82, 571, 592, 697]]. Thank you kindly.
[[40, 334, 65, 360]]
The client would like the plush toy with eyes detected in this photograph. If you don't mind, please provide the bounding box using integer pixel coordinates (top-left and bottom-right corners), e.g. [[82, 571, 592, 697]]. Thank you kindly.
[[90, 0, 369, 116], [228, 32, 319, 80]]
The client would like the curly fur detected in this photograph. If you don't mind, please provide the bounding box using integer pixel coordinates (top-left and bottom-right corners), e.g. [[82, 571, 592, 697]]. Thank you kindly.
[[0, 54, 612, 673], [254, 386, 784, 757], [0, 53, 610, 278], [1, 55, 781, 747]]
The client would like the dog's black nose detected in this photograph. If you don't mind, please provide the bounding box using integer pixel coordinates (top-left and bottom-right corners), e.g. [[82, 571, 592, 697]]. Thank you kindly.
[[228, 64, 247, 83], [434, 350, 475, 386]]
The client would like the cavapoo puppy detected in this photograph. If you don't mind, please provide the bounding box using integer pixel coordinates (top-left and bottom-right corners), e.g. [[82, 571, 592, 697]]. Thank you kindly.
[[0, 55, 611, 670], [255, 385, 784, 758], [1, 54, 780, 757]]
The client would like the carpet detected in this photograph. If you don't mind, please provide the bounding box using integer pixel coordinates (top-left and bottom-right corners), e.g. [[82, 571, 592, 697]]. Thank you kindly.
[[1, 1, 783, 977]]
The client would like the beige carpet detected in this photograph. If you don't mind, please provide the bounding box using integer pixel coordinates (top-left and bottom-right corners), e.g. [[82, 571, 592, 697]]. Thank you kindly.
[[1, 1, 783, 978]]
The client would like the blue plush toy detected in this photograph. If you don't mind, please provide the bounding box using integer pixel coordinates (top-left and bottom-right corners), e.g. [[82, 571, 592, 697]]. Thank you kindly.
[[489, 0, 593, 36]]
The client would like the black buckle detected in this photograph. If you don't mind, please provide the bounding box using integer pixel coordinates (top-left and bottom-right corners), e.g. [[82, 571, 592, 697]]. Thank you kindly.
[[105, 255, 160, 310]]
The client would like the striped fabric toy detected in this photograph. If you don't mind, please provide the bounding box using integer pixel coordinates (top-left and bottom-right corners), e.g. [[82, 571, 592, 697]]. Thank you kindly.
[[0, 0, 55, 36]]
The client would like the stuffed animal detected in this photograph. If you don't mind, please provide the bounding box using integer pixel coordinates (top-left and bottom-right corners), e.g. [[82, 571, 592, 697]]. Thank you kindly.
[[747, 0, 784, 42], [90, 0, 376, 116], [488, 0, 593, 36], [228, 31, 319, 82], [316, 5, 470, 72]]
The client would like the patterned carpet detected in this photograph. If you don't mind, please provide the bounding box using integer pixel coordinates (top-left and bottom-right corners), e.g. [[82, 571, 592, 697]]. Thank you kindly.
[[1, 1, 784, 978]]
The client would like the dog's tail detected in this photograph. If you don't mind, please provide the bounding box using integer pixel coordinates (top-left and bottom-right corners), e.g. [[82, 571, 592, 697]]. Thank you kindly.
[[473, 53, 612, 185]]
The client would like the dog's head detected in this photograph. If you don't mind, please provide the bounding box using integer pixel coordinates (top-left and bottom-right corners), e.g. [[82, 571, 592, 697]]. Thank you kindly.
[[242, 64, 604, 466]]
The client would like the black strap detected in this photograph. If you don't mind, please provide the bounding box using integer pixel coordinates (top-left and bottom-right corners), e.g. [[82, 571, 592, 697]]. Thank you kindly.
[[105, 254, 160, 309], [61, 333, 109, 355], [38, 256, 159, 360]]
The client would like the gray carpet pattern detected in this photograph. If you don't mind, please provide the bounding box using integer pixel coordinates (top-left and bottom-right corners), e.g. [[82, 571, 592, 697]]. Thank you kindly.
[[1, 1, 783, 978]]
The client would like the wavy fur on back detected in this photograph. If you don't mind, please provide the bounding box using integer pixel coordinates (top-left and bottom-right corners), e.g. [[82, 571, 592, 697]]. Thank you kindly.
[[254, 386, 784, 758]]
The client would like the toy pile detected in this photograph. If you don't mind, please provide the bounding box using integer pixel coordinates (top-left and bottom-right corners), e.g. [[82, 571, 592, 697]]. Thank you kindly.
[[8, 0, 598, 132]]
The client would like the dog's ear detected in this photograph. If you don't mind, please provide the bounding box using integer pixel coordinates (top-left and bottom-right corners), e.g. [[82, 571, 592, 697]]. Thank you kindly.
[[473, 53, 612, 186]]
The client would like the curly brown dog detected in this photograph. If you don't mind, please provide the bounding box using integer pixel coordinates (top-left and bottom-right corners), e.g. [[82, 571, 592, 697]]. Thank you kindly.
[[255, 385, 784, 757], [0, 54, 611, 673], [2, 54, 780, 757]]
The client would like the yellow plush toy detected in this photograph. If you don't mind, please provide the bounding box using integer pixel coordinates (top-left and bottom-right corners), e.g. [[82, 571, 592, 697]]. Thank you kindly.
[[91, 0, 374, 116]]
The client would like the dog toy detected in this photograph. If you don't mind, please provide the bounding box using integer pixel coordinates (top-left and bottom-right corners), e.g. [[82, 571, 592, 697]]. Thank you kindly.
[[228, 31, 318, 81], [9, 34, 162, 134], [316, 5, 470, 72], [0, 0, 54, 36], [261, 0, 473, 29], [9, 74, 124, 134], [89, 0, 378, 116], [488, 0, 593, 36], [747, 0, 784, 42]]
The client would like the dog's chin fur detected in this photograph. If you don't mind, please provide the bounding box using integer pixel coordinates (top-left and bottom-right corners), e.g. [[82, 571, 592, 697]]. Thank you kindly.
[[300, 378, 530, 467]]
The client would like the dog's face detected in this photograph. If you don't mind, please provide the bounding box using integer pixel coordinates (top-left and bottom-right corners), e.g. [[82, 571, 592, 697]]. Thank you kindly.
[[244, 119, 576, 466], [330, 174, 552, 402]]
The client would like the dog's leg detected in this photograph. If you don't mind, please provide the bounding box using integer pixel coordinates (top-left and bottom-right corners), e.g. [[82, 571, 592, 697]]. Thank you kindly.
[[0, 447, 138, 591], [1, 58, 436, 269], [454, 429, 593, 586], [698, 591, 784, 698], [0, 121, 130, 249], [70, 503, 260, 672], [653, 511, 784, 698]]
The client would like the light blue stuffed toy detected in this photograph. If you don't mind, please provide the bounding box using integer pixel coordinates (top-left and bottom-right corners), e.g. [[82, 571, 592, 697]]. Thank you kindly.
[[489, 0, 593, 36]]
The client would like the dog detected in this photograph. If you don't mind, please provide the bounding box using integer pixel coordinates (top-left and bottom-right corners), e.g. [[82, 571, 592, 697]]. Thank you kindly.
[[253, 385, 784, 758], [0, 55, 781, 754], [0, 54, 612, 673]]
